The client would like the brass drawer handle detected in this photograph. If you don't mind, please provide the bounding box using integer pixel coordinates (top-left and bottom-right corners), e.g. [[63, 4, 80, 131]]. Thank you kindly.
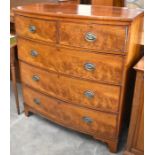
[[33, 98, 41, 105], [30, 50, 38, 57], [32, 75, 40, 81], [29, 25, 36, 33], [84, 63, 96, 71], [82, 116, 93, 124], [84, 90, 94, 99], [85, 32, 96, 42]]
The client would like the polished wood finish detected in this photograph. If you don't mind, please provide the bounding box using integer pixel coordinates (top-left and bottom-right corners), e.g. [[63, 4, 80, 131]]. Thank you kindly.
[[11, 0, 77, 22], [13, 3, 143, 21], [14, 3, 143, 153], [20, 62, 121, 113], [60, 22, 127, 53], [18, 38, 124, 85], [23, 86, 117, 138], [15, 15, 57, 43], [124, 57, 144, 155]]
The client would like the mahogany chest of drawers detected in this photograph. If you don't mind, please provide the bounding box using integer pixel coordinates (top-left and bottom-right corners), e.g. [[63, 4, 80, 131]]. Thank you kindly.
[[14, 3, 143, 153]]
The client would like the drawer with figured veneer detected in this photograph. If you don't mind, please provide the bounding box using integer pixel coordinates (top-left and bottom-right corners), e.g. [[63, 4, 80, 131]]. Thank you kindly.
[[18, 38, 124, 85], [23, 86, 117, 138], [15, 15, 56, 43], [20, 62, 121, 113], [60, 22, 127, 54]]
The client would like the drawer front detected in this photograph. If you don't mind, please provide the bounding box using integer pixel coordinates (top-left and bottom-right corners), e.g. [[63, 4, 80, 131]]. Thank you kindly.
[[18, 38, 124, 85], [23, 86, 117, 138], [60, 22, 127, 54], [20, 62, 121, 113], [15, 15, 56, 43]]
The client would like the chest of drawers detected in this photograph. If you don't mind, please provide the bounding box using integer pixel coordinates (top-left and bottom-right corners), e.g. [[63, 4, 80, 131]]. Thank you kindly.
[[14, 3, 143, 153]]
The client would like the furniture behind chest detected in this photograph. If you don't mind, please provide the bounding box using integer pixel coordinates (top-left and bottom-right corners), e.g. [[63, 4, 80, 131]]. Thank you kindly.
[[13, 3, 143, 153], [91, 0, 124, 6], [10, 35, 20, 114], [124, 57, 144, 155]]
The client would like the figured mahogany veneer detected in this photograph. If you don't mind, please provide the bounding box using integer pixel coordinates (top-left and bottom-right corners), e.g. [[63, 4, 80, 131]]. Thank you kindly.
[[23, 86, 117, 138], [15, 15, 57, 43], [14, 3, 143, 153], [60, 22, 127, 53], [18, 38, 124, 85], [20, 62, 121, 113]]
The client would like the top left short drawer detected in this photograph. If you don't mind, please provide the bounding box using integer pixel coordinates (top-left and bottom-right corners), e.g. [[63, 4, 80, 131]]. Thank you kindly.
[[15, 15, 57, 43]]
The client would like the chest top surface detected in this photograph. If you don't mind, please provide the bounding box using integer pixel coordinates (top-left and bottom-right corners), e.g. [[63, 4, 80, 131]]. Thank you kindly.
[[13, 3, 143, 21]]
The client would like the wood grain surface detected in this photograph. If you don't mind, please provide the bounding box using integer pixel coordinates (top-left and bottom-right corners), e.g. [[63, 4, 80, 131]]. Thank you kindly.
[[23, 85, 118, 138], [20, 62, 121, 113], [15, 15, 57, 43], [60, 22, 127, 53], [18, 38, 124, 85]]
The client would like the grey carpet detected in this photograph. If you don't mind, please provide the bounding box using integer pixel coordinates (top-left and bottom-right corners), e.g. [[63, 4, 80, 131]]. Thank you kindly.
[[10, 83, 126, 155]]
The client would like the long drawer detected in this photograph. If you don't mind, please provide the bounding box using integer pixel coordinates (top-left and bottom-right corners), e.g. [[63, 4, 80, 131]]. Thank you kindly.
[[20, 62, 121, 113], [23, 86, 117, 138], [60, 22, 127, 54], [18, 38, 124, 85], [15, 15, 56, 43]]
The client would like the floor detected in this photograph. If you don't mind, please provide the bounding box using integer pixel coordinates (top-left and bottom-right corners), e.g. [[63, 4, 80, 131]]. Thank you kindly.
[[10, 83, 127, 155]]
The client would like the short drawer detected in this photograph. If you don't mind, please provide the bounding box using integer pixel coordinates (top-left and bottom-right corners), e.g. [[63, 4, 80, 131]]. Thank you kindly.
[[60, 22, 127, 54], [20, 62, 121, 113], [23, 86, 117, 138], [18, 38, 124, 85], [15, 15, 56, 43]]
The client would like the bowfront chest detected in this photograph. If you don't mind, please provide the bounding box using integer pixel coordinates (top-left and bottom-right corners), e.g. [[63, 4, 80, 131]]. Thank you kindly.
[[14, 3, 143, 153]]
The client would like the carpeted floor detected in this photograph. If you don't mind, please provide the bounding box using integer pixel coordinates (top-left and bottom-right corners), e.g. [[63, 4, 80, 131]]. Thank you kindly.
[[10, 83, 126, 155]]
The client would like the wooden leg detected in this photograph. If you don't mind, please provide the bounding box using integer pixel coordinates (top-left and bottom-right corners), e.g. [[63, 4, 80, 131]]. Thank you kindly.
[[11, 63, 20, 115], [106, 140, 118, 153], [24, 109, 31, 117], [24, 104, 33, 117], [94, 136, 118, 153]]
